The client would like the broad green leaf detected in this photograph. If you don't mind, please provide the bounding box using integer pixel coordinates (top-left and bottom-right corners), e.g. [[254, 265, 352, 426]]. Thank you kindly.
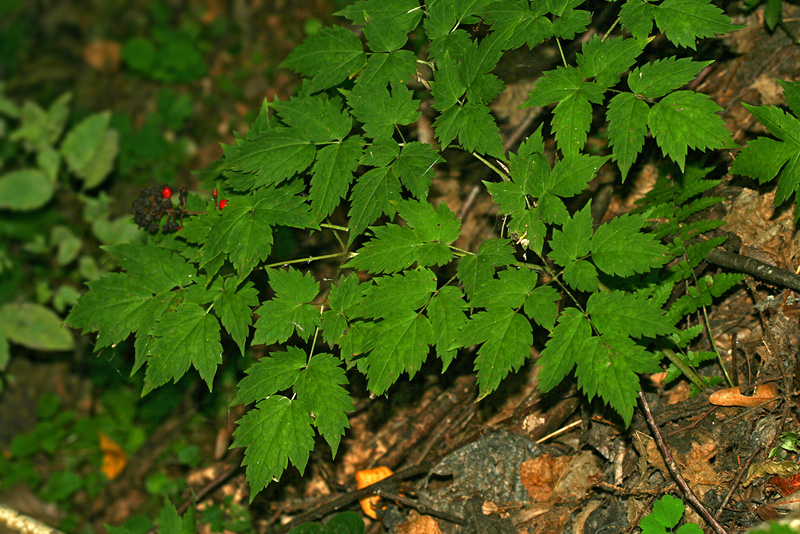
[[548, 0, 591, 39], [521, 65, 583, 108], [253, 268, 320, 345], [0, 169, 54, 211], [458, 38, 505, 104], [428, 28, 472, 63], [457, 239, 515, 298], [427, 286, 468, 370], [591, 213, 667, 276], [431, 53, 467, 111], [537, 193, 569, 224], [357, 269, 437, 319], [480, 0, 552, 50], [295, 353, 353, 456], [104, 241, 196, 294], [396, 199, 461, 243], [549, 203, 593, 267], [628, 57, 713, 99], [523, 286, 560, 330], [281, 26, 367, 92], [61, 112, 111, 173], [549, 154, 610, 197], [328, 273, 362, 316], [471, 267, 538, 309], [11, 93, 71, 152], [536, 307, 591, 392], [0, 302, 74, 351], [224, 128, 315, 187], [336, 0, 422, 53], [345, 82, 420, 139], [363, 313, 434, 394], [746, 104, 800, 144], [345, 224, 437, 273], [360, 137, 400, 167], [780, 79, 800, 117], [654, 0, 743, 50], [619, 0, 656, 40], [587, 291, 676, 338], [310, 137, 362, 221], [606, 92, 649, 180], [456, 306, 532, 400], [348, 166, 402, 240], [232, 347, 307, 406], [143, 302, 223, 394], [392, 142, 442, 199], [510, 148, 549, 198], [232, 396, 314, 499], [67, 274, 173, 348], [576, 35, 642, 89], [563, 260, 598, 292], [272, 94, 352, 143], [647, 91, 733, 171], [75, 128, 118, 189], [484, 179, 526, 215], [359, 50, 418, 86], [156, 501, 182, 534], [432, 103, 505, 159], [651, 495, 684, 529], [553, 91, 593, 157], [215, 278, 259, 355], [576, 333, 656, 426]]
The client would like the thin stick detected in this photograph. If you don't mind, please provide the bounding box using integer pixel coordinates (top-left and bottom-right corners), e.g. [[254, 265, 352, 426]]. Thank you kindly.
[[0, 504, 64, 534], [714, 445, 762, 519], [535, 419, 582, 444], [638, 391, 729, 534]]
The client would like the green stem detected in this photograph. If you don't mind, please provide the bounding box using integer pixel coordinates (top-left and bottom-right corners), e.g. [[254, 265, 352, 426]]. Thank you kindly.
[[472, 152, 510, 181], [263, 251, 352, 269], [662, 348, 709, 391], [321, 223, 350, 232], [701, 304, 734, 387]]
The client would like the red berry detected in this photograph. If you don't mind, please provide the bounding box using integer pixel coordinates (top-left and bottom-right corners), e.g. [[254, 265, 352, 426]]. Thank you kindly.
[[219, 199, 228, 209], [212, 188, 218, 197], [162, 187, 172, 199]]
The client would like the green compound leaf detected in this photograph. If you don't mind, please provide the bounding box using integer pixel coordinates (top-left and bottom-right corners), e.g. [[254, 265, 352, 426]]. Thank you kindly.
[[433, 102, 505, 159], [628, 57, 713, 99], [549, 203, 592, 267], [549, 154, 610, 198], [577, 333, 658, 426], [537, 307, 591, 393], [471, 267, 538, 309], [346, 200, 459, 273], [481, 0, 552, 50], [295, 353, 353, 456], [648, 91, 733, 171], [587, 291, 676, 339], [359, 50, 418, 87], [431, 53, 467, 111], [281, 26, 366, 92], [619, 0, 656, 40], [457, 239, 516, 299], [523, 286, 560, 331], [731, 104, 800, 207], [232, 347, 307, 406], [456, 306, 532, 400], [143, 302, 223, 395], [563, 260, 599, 292], [336, 0, 422, 53], [427, 286, 468, 371], [357, 269, 437, 319], [104, 241, 196, 294], [346, 81, 420, 140], [457, 37, 505, 105], [653, 0, 744, 50], [606, 92, 649, 180], [310, 137, 363, 222], [553, 91, 593, 157], [650, 494, 684, 529], [348, 166, 402, 240], [0, 169, 54, 211], [66, 273, 174, 349], [392, 142, 442, 199], [363, 313, 434, 395], [522, 65, 584, 108], [591, 213, 668, 276], [253, 268, 320, 345], [576, 35, 642, 89], [215, 278, 259, 355], [224, 127, 315, 188], [272, 94, 352, 143], [549, 0, 591, 39], [232, 396, 315, 500]]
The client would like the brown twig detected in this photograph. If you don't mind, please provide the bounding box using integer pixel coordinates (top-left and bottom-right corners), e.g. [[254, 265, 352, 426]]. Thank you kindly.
[[373, 489, 467, 526], [638, 391, 729, 534]]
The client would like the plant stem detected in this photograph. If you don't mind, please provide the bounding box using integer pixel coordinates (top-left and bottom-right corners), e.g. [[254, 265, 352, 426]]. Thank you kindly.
[[320, 223, 349, 232], [661, 348, 709, 391], [263, 251, 352, 269], [471, 151, 510, 181]]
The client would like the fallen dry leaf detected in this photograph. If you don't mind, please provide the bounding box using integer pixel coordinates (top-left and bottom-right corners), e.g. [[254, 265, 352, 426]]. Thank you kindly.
[[520, 454, 571, 502], [83, 40, 120, 72], [708, 382, 779, 407]]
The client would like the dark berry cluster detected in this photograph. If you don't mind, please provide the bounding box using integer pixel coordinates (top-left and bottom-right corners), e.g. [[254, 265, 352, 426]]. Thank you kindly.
[[131, 184, 188, 233]]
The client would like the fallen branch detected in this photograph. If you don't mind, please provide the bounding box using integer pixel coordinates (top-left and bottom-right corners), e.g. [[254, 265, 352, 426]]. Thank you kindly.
[[0, 504, 64, 534]]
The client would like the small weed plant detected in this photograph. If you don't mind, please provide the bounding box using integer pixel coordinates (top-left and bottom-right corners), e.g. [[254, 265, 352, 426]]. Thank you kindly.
[[66, 0, 797, 502], [640, 495, 702, 534]]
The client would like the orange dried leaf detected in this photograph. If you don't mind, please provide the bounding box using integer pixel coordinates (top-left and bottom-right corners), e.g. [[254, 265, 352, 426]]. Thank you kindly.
[[355, 466, 393, 519], [99, 432, 127, 480], [708, 383, 779, 407]]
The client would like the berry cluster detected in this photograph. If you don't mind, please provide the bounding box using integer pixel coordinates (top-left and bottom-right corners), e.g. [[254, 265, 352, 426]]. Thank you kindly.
[[131, 184, 188, 233]]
